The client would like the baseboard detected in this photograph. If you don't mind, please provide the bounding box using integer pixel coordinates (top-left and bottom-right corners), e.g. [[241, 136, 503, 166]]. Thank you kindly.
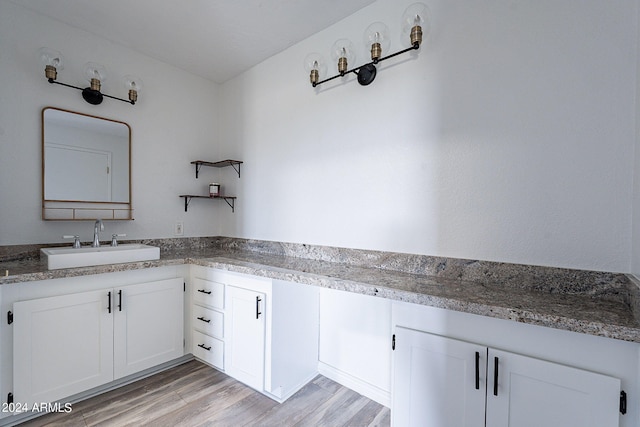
[[265, 370, 320, 403], [318, 361, 390, 408]]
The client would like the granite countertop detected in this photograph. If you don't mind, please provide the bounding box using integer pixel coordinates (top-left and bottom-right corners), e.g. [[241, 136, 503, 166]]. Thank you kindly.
[[1, 242, 638, 343]]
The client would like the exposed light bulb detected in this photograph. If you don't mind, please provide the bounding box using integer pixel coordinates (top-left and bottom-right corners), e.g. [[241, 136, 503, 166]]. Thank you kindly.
[[402, 3, 430, 47], [331, 39, 356, 75], [39, 48, 64, 81], [303, 53, 327, 86], [124, 75, 143, 104], [84, 62, 107, 92], [364, 22, 391, 62]]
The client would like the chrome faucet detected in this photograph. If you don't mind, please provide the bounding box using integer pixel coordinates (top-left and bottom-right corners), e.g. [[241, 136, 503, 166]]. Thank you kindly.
[[92, 219, 104, 247]]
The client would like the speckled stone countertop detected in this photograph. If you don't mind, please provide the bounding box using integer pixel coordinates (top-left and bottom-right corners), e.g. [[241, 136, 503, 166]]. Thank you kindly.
[[1, 237, 639, 343]]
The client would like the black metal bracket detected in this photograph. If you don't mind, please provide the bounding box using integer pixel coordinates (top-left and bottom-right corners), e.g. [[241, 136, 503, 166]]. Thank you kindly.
[[48, 79, 134, 105], [230, 162, 241, 178], [183, 196, 192, 212], [7, 311, 12, 325], [7, 393, 13, 404], [190, 160, 243, 179], [313, 43, 420, 88], [194, 163, 204, 179], [180, 195, 236, 212], [620, 390, 627, 414], [223, 197, 235, 212]]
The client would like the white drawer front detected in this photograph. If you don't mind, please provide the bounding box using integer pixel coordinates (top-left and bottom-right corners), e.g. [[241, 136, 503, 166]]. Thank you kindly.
[[192, 330, 224, 370], [193, 305, 224, 338], [192, 277, 224, 309]]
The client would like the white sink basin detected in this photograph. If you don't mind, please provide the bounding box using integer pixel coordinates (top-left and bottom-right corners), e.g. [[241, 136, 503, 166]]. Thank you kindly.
[[41, 244, 160, 270]]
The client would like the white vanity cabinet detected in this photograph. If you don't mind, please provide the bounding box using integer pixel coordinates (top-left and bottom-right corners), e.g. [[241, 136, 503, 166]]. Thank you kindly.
[[13, 288, 113, 406], [226, 284, 266, 390], [391, 301, 636, 427], [189, 267, 319, 402], [12, 277, 184, 406], [392, 327, 621, 427], [112, 278, 184, 378], [190, 273, 226, 370]]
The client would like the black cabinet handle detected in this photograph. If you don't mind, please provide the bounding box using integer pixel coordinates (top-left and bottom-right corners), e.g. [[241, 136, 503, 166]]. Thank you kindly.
[[198, 343, 211, 351], [197, 289, 212, 295], [118, 289, 122, 312], [107, 291, 111, 313], [475, 352, 480, 390], [197, 316, 211, 323], [256, 296, 262, 319], [493, 357, 499, 396]]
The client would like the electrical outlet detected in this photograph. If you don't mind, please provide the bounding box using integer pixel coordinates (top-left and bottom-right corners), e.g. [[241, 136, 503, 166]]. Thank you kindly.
[[174, 221, 184, 236]]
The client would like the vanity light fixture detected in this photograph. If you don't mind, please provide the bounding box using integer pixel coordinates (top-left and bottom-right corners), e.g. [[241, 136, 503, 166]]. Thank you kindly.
[[305, 2, 429, 87], [39, 48, 142, 105]]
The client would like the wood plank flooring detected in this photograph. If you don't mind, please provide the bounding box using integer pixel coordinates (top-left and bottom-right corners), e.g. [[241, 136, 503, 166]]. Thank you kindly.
[[17, 360, 390, 427]]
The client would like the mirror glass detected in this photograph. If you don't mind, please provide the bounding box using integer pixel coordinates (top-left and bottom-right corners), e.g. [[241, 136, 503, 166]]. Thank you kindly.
[[43, 108, 130, 202]]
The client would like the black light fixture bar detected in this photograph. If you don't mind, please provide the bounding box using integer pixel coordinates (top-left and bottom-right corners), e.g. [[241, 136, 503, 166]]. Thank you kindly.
[[47, 78, 135, 105], [313, 43, 420, 88]]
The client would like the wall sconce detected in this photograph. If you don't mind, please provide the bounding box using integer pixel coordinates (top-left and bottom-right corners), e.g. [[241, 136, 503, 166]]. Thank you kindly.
[[305, 2, 430, 88], [39, 48, 142, 105]]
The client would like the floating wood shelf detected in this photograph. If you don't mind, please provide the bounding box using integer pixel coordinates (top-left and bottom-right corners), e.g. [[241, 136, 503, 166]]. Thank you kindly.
[[179, 195, 237, 212], [190, 159, 242, 179]]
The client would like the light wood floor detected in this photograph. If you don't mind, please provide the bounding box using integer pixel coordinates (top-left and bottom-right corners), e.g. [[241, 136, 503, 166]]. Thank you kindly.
[[18, 360, 390, 427]]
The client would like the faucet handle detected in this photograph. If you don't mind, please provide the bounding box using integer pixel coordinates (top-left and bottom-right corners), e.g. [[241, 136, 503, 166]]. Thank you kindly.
[[63, 235, 81, 249], [111, 233, 126, 247]]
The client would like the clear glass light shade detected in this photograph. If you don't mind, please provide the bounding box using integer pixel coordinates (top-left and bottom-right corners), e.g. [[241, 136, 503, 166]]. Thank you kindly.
[[330, 38, 356, 62], [124, 75, 143, 92], [364, 22, 391, 60], [39, 48, 64, 70], [401, 2, 430, 45], [330, 39, 356, 74], [304, 53, 327, 85], [84, 62, 107, 83]]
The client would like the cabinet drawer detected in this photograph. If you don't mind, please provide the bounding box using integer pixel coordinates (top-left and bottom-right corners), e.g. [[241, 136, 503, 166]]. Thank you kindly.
[[192, 330, 224, 370], [192, 305, 224, 338], [192, 277, 224, 309]]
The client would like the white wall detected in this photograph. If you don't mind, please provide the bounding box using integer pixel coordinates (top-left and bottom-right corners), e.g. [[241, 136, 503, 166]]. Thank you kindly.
[[0, 1, 223, 245], [1, 0, 638, 274], [219, 0, 638, 273]]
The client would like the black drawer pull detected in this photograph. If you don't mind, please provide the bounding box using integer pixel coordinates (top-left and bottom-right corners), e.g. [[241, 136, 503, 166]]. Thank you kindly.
[[118, 289, 122, 312], [493, 357, 499, 396], [197, 289, 212, 295], [107, 291, 111, 313], [198, 343, 211, 351], [197, 316, 211, 323], [475, 351, 480, 390], [256, 296, 262, 319]]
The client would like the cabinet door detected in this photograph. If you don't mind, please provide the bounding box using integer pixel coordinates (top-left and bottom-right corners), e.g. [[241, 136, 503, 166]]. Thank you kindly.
[[392, 327, 486, 427], [486, 348, 621, 427], [13, 289, 113, 405], [225, 285, 266, 391], [113, 278, 184, 378]]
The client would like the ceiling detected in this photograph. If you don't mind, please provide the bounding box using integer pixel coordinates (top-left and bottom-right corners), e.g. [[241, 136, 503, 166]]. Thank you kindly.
[[14, 0, 376, 83]]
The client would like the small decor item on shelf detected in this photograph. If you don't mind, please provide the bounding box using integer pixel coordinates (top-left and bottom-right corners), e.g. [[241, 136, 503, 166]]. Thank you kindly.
[[209, 183, 220, 197]]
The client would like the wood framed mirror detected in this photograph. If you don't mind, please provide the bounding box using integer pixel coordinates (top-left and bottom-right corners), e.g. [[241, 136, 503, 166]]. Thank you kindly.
[[42, 107, 133, 220]]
